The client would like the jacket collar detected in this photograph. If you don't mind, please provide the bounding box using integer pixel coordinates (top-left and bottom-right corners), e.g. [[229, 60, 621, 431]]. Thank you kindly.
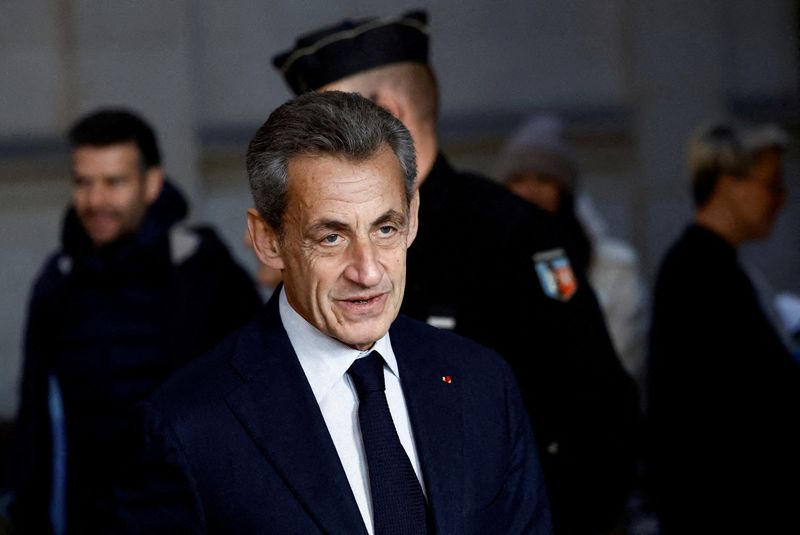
[[225, 292, 368, 533], [389, 316, 465, 533], [226, 295, 466, 533]]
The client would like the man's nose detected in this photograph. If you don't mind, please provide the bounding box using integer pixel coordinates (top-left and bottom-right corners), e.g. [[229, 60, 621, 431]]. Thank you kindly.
[[84, 184, 107, 208], [344, 238, 383, 287]]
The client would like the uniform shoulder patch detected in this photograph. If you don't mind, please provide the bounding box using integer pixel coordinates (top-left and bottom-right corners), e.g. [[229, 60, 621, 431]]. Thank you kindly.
[[533, 248, 578, 302]]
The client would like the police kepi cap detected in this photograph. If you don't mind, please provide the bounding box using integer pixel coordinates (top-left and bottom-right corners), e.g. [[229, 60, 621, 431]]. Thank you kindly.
[[272, 10, 430, 95]]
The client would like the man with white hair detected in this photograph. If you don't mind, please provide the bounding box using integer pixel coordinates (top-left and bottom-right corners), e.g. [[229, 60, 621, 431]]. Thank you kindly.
[[646, 121, 798, 534]]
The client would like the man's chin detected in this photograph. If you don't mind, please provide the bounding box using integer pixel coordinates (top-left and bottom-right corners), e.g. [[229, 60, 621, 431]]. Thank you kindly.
[[88, 233, 119, 247], [81, 221, 122, 247], [333, 323, 392, 351]]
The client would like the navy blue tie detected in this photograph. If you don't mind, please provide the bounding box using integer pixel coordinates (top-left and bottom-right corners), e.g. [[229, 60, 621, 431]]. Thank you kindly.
[[348, 351, 428, 535]]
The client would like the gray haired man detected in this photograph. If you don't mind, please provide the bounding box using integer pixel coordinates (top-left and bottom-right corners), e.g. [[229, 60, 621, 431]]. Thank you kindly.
[[115, 91, 553, 534]]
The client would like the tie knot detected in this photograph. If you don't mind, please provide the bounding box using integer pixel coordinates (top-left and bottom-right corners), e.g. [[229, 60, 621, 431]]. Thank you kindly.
[[348, 351, 386, 399]]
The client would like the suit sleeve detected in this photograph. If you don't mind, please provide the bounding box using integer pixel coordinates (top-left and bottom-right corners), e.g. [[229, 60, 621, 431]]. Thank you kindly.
[[114, 402, 205, 534], [496, 359, 554, 535]]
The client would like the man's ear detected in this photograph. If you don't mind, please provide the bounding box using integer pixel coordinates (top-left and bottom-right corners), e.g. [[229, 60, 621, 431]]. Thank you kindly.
[[406, 191, 420, 248], [247, 208, 285, 270], [144, 166, 165, 204]]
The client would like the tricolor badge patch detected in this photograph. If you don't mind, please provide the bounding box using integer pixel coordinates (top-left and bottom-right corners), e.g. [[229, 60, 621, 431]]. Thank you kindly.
[[533, 248, 578, 302]]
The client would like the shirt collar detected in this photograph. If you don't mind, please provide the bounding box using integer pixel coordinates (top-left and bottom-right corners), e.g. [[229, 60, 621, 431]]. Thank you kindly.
[[279, 287, 399, 402]]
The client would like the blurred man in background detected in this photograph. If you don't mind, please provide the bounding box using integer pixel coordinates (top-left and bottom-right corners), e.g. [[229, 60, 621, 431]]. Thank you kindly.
[[273, 10, 639, 534], [646, 121, 798, 534], [737, 124, 800, 357], [12, 108, 261, 533]]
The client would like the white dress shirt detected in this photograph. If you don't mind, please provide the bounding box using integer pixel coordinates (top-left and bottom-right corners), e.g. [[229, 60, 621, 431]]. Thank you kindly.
[[279, 289, 426, 534]]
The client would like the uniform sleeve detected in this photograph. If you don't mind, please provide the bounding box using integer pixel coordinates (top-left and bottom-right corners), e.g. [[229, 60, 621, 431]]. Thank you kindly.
[[482, 213, 640, 534], [114, 402, 205, 534]]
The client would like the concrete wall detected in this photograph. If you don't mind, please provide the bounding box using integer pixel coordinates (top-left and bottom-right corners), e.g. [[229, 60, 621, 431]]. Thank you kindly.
[[0, 0, 797, 418]]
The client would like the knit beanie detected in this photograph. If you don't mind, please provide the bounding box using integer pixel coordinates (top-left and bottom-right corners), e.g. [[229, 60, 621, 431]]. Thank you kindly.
[[493, 113, 578, 191]]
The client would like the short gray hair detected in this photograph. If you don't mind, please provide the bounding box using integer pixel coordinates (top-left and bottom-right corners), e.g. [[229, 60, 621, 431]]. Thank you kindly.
[[742, 123, 789, 156], [246, 91, 417, 233], [687, 122, 749, 207]]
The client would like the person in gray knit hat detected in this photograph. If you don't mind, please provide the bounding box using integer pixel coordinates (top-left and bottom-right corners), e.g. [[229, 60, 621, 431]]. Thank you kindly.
[[495, 113, 649, 398]]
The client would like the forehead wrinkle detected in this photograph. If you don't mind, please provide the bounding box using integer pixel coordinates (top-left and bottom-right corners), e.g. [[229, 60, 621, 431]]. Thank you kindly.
[[303, 205, 407, 244], [307, 177, 398, 214], [286, 149, 408, 236]]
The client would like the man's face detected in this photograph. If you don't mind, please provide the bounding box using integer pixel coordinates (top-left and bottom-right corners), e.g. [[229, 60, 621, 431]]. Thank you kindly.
[[506, 172, 562, 215], [251, 146, 418, 350], [730, 149, 786, 240], [71, 142, 162, 246]]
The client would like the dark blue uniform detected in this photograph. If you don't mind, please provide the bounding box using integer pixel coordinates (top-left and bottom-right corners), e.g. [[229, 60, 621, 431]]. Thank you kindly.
[[403, 155, 640, 535]]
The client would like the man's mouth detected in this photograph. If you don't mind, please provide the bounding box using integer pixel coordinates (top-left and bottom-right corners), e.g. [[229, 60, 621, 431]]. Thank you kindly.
[[336, 292, 390, 313], [346, 295, 381, 305], [82, 210, 119, 224]]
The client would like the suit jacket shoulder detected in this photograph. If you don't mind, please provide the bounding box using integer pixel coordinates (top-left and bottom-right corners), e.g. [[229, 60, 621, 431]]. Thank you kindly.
[[116, 301, 552, 534], [389, 313, 518, 388]]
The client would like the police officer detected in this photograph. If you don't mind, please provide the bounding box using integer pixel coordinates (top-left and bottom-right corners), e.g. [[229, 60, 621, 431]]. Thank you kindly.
[[273, 11, 639, 534]]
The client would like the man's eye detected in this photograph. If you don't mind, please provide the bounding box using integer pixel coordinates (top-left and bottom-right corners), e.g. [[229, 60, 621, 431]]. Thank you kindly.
[[378, 225, 396, 236], [322, 234, 341, 245]]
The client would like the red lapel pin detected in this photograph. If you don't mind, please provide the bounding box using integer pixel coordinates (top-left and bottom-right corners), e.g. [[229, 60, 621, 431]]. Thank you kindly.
[[441, 375, 452, 384]]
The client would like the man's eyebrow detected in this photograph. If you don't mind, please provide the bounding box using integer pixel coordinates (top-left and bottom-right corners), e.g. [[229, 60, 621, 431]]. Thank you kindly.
[[373, 209, 407, 227], [307, 219, 351, 235], [306, 209, 407, 236]]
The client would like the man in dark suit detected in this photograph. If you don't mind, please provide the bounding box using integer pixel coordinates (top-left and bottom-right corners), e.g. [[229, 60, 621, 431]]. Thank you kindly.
[[273, 11, 639, 534], [115, 91, 552, 534]]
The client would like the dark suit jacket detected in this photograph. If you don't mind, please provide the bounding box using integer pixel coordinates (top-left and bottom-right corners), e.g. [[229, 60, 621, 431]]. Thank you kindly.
[[115, 294, 553, 534]]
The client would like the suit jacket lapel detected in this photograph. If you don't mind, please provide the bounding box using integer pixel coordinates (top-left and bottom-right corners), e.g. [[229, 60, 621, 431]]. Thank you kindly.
[[391, 316, 465, 534], [225, 294, 367, 535]]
